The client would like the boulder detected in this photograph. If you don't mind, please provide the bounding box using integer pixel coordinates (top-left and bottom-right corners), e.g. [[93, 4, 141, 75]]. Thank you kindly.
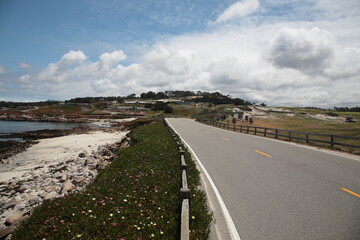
[[53, 171, 63, 179], [78, 151, 87, 158], [0, 226, 16, 239], [73, 177, 85, 184], [18, 185, 30, 193], [61, 181, 75, 194], [3, 198, 20, 209], [5, 213, 21, 226], [28, 196, 41, 206], [43, 186, 55, 192], [44, 192, 58, 200], [98, 161, 109, 170], [13, 215, 30, 227], [60, 174, 67, 182]]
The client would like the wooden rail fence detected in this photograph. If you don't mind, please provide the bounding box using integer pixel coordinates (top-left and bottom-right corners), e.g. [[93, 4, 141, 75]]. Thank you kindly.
[[198, 119, 360, 149]]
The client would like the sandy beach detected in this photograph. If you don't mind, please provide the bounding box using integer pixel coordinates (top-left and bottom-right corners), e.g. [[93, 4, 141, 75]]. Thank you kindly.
[[0, 130, 127, 182]]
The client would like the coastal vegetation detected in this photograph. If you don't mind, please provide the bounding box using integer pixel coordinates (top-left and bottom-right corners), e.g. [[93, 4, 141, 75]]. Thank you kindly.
[[11, 121, 212, 239]]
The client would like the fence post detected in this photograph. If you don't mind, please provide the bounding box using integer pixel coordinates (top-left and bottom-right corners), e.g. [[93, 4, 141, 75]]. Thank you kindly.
[[306, 134, 309, 143], [264, 128, 267, 137], [255, 127, 257, 135], [275, 130, 278, 139], [247, 126, 249, 133], [331, 135, 334, 147], [288, 132, 291, 141], [234, 125, 236, 131]]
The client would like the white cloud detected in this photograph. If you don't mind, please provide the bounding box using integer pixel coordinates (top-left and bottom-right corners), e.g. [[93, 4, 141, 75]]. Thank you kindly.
[[324, 47, 360, 80], [33, 50, 87, 83], [215, 0, 259, 23], [19, 62, 31, 70], [91, 78, 118, 93], [99, 50, 127, 67], [60, 50, 87, 66], [268, 27, 335, 75], [0, 65, 7, 74], [142, 45, 195, 75]]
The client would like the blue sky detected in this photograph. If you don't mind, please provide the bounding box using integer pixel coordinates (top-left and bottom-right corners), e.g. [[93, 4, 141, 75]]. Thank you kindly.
[[0, 0, 360, 106], [1, 0, 223, 67]]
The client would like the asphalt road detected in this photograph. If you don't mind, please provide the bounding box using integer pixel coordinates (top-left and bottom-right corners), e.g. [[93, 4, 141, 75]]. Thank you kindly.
[[166, 118, 360, 240]]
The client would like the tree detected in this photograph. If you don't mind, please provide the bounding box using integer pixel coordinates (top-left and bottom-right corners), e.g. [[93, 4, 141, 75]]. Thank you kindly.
[[140, 91, 156, 99], [233, 98, 245, 106]]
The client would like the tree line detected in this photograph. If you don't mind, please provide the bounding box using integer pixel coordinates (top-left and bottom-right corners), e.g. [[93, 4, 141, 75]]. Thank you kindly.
[[0, 91, 251, 108]]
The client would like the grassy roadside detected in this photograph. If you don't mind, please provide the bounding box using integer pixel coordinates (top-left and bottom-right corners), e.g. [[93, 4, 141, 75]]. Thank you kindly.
[[12, 121, 212, 239], [165, 121, 212, 239]]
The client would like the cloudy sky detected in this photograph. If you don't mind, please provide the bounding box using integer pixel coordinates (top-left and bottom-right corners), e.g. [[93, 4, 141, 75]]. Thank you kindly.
[[0, 0, 359, 106]]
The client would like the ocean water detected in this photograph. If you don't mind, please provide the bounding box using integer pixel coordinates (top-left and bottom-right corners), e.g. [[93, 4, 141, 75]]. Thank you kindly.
[[0, 120, 91, 134]]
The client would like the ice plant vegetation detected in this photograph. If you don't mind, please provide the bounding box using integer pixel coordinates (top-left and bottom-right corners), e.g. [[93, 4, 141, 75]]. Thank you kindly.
[[12, 121, 211, 239]]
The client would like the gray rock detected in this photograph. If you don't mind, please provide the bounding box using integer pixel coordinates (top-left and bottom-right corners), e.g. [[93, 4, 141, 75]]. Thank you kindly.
[[44, 192, 58, 200], [43, 186, 55, 192], [3, 198, 20, 209], [53, 171, 63, 179], [5, 233, 12, 240], [5, 213, 21, 226], [18, 184, 30, 193], [15, 203, 26, 211], [98, 161, 109, 169], [78, 151, 87, 158], [61, 181, 74, 194], [73, 177, 85, 184], [28, 196, 41, 206], [0, 226, 16, 239], [13, 215, 29, 227]]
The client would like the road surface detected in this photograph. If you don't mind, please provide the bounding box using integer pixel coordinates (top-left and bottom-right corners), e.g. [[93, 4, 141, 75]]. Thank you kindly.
[[166, 118, 360, 240]]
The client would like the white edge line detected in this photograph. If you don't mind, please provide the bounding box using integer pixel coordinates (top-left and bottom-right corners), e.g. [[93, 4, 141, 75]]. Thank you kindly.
[[166, 119, 241, 240]]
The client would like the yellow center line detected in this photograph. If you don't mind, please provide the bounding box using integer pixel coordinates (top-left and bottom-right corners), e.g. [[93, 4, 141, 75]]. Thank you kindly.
[[341, 188, 360, 198], [222, 137, 230, 141], [255, 150, 272, 158]]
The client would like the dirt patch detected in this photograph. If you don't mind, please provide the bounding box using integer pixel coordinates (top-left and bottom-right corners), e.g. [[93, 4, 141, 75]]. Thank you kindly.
[[311, 114, 345, 122]]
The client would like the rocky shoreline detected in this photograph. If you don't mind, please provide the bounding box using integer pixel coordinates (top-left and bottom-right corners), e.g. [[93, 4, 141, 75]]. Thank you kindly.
[[0, 134, 130, 239], [0, 126, 97, 160], [0, 114, 94, 123]]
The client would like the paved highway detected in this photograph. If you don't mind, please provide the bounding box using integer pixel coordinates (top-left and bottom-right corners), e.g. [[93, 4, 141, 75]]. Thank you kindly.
[[166, 118, 360, 240]]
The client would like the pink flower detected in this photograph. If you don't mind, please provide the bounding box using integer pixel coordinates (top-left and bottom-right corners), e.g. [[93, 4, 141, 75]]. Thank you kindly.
[[44, 220, 49, 224], [138, 204, 142, 207], [112, 223, 117, 226], [60, 220, 65, 223]]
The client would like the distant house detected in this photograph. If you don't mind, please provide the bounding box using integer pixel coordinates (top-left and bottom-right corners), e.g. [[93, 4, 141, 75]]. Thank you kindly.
[[107, 104, 136, 112]]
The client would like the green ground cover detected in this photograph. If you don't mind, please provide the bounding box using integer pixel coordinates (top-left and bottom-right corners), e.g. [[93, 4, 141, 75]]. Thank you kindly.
[[12, 121, 211, 239]]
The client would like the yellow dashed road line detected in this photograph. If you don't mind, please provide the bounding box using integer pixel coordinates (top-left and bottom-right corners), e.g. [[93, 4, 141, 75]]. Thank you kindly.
[[255, 150, 272, 158], [341, 188, 360, 198]]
